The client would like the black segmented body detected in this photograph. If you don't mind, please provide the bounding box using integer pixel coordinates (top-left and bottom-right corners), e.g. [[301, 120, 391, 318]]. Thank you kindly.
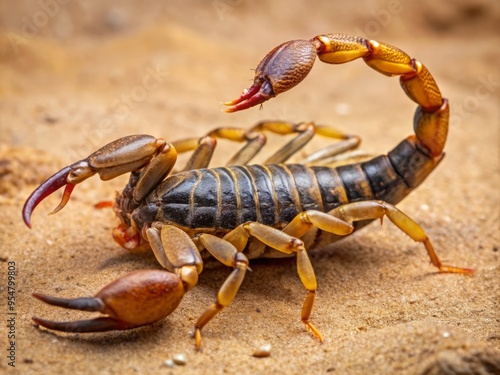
[[133, 138, 434, 232]]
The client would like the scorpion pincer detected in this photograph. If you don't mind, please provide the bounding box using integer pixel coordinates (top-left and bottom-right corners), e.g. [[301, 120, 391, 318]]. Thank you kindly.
[[24, 33, 474, 350]]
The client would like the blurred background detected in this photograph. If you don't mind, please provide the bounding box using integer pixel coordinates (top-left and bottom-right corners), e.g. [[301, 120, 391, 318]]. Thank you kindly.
[[0, 0, 498, 159]]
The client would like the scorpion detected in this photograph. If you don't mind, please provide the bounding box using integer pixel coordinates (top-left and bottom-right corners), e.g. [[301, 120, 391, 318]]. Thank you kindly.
[[23, 34, 474, 349]]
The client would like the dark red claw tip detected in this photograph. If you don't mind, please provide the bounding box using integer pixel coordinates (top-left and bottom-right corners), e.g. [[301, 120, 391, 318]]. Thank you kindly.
[[224, 80, 276, 113], [224, 93, 269, 113], [224, 82, 274, 113], [22, 166, 72, 228], [223, 82, 262, 107]]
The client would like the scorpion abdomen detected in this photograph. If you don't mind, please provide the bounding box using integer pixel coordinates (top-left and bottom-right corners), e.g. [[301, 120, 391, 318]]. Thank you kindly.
[[136, 138, 436, 233], [146, 165, 306, 230]]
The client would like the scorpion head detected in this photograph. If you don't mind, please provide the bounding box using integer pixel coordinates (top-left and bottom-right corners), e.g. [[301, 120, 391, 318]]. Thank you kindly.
[[224, 40, 318, 112]]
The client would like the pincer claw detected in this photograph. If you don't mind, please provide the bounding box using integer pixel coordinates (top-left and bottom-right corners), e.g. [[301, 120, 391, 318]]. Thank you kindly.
[[224, 40, 318, 112], [32, 270, 186, 333], [22, 166, 73, 228], [22, 134, 168, 228], [223, 82, 274, 112]]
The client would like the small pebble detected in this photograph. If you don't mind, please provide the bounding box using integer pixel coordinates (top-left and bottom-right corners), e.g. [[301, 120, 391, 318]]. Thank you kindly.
[[442, 331, 450, 338], [253, 344, 271, 358], [172, 353, 187, 366]]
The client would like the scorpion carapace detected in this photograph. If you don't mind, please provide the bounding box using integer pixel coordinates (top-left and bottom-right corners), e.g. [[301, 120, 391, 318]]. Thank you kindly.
[[24, 34, 474, 350]]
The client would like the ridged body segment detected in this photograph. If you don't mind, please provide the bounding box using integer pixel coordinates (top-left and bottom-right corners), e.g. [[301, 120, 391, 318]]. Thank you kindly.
[[133, 138, 435, 232]]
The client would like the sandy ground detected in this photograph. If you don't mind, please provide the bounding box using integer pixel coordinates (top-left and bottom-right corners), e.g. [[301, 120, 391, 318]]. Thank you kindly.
[[1, 1, 499, 374]]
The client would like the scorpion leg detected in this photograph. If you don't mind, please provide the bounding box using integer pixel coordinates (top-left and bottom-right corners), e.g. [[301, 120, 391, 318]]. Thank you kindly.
[[243, 121, 360, 165], [300, 125, 366, 167], [244, 121, 366, 166], [208, 121, 346, 165], [246, 121, 315, 164], [204, 126, 267, 166], [172, 136, 218, 172], [222, 222, 326, 341], [328, 201, 475, 274], [23, 135, 177, 227], [282, 210, 354, 239], [248, 122, 366, 166], [172, 121, 361, 169], [171, 121, 314, 167], [32, 270, 185, 332], [192, 234, 250, 350], [172, 127, 266, 167]]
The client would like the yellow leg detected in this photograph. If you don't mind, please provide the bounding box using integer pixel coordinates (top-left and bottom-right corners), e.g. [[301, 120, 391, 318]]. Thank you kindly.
[[246, 121, 362, 165], [300, 126, 364, 166], [193, 234, 250, 350], [206, 125, 267, 165], [282, 210, 354, 239], [205, 121, 317, 165], [173, 136, 217, 172], [221, 221, 326, 341], [219, 210, 361, 342], [171, 121, 365, 171], [329, 201, 474, 274]]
